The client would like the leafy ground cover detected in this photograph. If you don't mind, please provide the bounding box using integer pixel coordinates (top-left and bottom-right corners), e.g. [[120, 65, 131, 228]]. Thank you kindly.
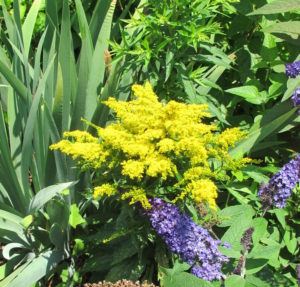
[[0, 0, 299, 286]]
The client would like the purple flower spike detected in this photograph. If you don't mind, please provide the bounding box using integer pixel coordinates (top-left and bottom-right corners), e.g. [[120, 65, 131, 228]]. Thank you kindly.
[[292, 88, 300, 107], [146, 198, 229, 281], [258, 155, 300, 209], [286, 60, 300, 78]]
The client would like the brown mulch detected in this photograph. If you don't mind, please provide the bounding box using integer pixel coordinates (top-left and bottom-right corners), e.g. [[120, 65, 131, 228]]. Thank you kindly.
[[83, 280, 158, 287]]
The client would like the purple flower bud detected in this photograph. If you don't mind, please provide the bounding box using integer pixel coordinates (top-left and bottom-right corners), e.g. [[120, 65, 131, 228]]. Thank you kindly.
[[292, 88, 300, 107], [223, 242, 232, 249], [286, 60, 300, 78], [258, 155, 300, 209], [146, 198, 229, 281], [241, 227, 254, 250]]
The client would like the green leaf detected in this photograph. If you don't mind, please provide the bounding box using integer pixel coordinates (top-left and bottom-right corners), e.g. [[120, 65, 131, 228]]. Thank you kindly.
[[69, 204, 86, 229], [264, 21, 300, 41], [162, 270, 213, 287], [20, 215, 34, 229], [85, 0, 116, 122], [249, 242, 281, 260], [0, 60, 28, 103], [21, 53, 56, 199], [165, 49, 175, 82], [226, 86, 263, 105], [49, 223, 64, 250], [221, 205, 254, 251], [245, 259, 268, 275], [218, 205, 253, 228], [225, 275, 245, 287], [27, 182, 76, 214], [245, 275, 270, 287], [1, 250, 64, 287], [261, 34, 278, 62], [22, 0, 42, 57], [274, 209, 287, 229], [252, 218, 268, 245], [230, 102, 297, 156], [248, 0, 300, 15], [105, 256, 145, 283]]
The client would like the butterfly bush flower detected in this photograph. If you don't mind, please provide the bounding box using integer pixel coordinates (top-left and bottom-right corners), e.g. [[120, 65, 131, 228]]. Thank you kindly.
[[292, 88, 300, 107], [286, 60, 300, 78], [146, 198, 229, 281], [258, 155, 300, 208]]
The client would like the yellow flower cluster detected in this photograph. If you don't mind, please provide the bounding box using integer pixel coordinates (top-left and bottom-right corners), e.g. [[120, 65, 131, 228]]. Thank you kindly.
[[50, 82, 249, 209]]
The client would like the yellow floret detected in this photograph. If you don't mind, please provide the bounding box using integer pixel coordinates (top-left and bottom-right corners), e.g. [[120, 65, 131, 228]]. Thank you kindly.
[[185, 179, 218, 210], [121, 187, 151, 209], [94, 184, 117, 198]]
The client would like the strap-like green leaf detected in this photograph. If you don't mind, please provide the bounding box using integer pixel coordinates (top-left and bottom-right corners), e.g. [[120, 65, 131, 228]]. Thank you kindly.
[[27, 181, 77, 214]]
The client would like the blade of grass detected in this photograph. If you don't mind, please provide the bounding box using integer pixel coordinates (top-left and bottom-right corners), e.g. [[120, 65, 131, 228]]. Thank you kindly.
[[21, 54, 56, 201], [22, 0, 42, 57], [0, 103, 26, 213], [58, 0, 73, 134], [85, 0, 117, 122], [71, 0, 93, 130]]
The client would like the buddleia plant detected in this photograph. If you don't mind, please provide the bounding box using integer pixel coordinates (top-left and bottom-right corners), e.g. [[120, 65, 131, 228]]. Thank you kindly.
[[50, 82, 251, 211]]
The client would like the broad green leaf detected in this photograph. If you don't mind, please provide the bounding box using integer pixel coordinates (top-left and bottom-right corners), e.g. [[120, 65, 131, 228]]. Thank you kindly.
[[249, 0, 300, 15], [264, 21, 300, 41], [261, 34, 277, 62], [245, 275, 270, 287], [69, 203, 86, 228], [27, 182, 76, 214], [105, 256, 145, 283], [249, 243, 281, 260], [245, 259, 268, 275], [221, 206, 254, 250], [283, 230, 298, 254], [252, 218, 268, 245], [163, 270, 213, 287], [225, 275, 245, 287], [282, 74, 300, 101], [273, 209, 287, 229], [230, 103, 297, 156], [226, 86, 263, 105], [20, 215, 34, 229], [218, 205, 253, 228], [22, 0, 42, 57], [49, 223, 64, 250], [1, 250, 64, 287]]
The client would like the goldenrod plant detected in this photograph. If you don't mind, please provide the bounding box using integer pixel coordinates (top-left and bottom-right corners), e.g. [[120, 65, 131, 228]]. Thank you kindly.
[[51, 82, 250, 210]]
